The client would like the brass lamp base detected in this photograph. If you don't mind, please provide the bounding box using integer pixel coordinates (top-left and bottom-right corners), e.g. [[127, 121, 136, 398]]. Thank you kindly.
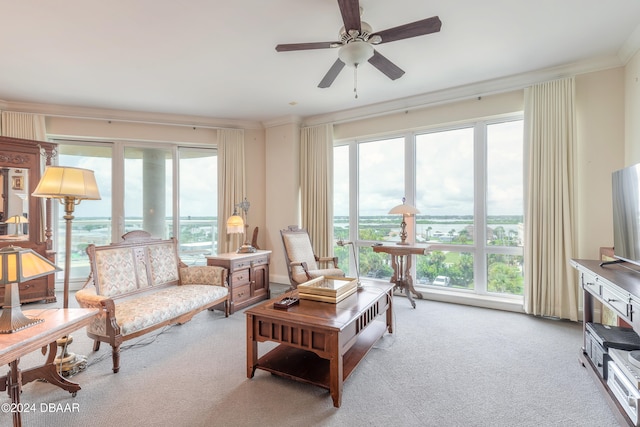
[[54, 335, 88, 377], [237, 243, 257, 253], [0, 283, 44, 334], [396, 220, 410, 245]]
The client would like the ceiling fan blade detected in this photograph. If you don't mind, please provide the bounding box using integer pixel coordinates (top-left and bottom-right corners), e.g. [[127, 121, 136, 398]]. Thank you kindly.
[[368, 50, 405, 80], [337, 0, 361, 33], [318, 59, 346, 88], [276, 42, 339, 52], [372, 16, 442, 44]]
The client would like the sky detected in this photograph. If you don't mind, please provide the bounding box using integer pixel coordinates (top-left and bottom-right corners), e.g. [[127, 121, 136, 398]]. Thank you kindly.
[[333, 119, 523, 218]]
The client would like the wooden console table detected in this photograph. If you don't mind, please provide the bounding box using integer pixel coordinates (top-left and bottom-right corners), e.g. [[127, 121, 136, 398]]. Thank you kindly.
[[0, 308, 98, 427], [246, 282, 393, 407], [571, 259, 640, 427], [373, 244, 428, 308]]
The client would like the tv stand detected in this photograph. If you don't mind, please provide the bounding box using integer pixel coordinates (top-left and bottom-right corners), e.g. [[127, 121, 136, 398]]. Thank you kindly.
[[600, 258, 627, 267], [571, 259, 640, 426]]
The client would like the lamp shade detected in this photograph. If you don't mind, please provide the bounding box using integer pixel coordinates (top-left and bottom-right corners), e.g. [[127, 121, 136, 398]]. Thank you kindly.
[[0, 245, 61, 285], [226, 214, 244, 234], [389, 202, 420, 215], [4, 215, 28, 224], [32, 166, 101, 200]]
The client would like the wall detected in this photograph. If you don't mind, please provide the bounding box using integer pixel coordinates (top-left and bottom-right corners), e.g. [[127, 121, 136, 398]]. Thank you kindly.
[[264, 121, 300, 284], [575, 68, 626, 259], [626, 49, 640, 165], [333, 91, 524, 140]]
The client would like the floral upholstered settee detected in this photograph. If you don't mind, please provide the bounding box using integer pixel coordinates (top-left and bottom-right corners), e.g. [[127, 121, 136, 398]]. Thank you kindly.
[[75, 231, 229, 373]]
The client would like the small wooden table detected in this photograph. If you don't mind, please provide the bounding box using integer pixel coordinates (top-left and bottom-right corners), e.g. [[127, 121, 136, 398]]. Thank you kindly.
[[0, 308, 98, 427], [246, 282, 393, 407], [373, 244, 428, 308]]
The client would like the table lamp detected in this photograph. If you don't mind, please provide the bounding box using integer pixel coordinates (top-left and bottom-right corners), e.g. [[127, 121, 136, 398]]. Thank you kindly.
[[226, 198, 256, 253], [4, 215, 29, 236], [388, 197, 420, 245], [0, 245, 61, 333], [32, 165, 101, 375]]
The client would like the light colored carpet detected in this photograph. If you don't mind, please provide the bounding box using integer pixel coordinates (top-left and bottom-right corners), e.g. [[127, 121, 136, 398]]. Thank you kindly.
[[2, 284, 621, 427]]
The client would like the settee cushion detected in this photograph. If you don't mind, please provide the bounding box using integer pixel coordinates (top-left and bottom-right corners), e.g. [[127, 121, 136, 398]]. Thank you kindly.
[[95, 284, 227, 337]]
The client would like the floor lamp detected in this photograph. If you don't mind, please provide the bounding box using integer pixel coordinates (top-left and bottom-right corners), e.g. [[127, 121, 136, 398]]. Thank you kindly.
[[33, 166, 101, 376]]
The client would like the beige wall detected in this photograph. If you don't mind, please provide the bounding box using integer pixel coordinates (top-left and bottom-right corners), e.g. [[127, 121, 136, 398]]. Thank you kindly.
[[574, 68, 626, 259], [333, 91, 524, 140], [626, 49, 640, 165], [264, 122, 301, 284]]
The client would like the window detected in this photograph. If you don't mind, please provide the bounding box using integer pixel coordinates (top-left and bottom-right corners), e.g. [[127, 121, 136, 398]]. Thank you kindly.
[[54, 140, 217, 283], [56, 143, 113, 282], [333, 116, 523, 299], [178, 147, 218, 265]]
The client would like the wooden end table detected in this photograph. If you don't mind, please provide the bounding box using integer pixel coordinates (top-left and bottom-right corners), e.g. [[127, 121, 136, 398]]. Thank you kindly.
[[206, 250, 271, 314], [0, 308, 98, 427], [373, 244, 427, 308], [246, 282, 393, 407]]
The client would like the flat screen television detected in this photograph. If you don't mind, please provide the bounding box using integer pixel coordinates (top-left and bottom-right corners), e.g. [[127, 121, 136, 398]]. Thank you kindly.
[[611, 163, 640, 267]]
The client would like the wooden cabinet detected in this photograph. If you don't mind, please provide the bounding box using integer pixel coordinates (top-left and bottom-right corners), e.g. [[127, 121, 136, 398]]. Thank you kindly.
[[571, 259, 640, 426], [0, 136, 56, 304], [207, 250, 270, 314]]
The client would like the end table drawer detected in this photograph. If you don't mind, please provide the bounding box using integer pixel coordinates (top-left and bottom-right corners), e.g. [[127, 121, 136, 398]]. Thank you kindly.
[[233, 284, 251, 303], [232, 270, 250, 286], [249, 255, 269, 267]]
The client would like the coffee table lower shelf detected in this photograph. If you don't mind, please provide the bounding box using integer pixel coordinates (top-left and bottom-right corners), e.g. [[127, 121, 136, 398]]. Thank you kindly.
[[255, 320, 387, 391]]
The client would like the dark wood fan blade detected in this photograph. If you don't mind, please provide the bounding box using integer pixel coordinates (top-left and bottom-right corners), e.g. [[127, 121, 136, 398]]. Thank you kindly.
[[368, 50, 405, 80], [372, 16, 442, 44], [337, 0, 361, 33], [318, 59, 346, 88], [276, 42, 338, 52]]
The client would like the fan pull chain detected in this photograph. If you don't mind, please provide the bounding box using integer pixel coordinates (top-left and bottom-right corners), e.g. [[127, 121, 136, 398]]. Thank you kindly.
[[353, 64, 359, 99]]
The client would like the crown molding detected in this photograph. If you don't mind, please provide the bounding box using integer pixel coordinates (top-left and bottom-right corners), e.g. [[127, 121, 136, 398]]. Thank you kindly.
[[302, 55, 625, 127], [262, 115, 302, 129], [0, 100, 264, 130]]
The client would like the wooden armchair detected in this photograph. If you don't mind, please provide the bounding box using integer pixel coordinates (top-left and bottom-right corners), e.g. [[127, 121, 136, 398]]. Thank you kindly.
[[280, 225, 345, 288]]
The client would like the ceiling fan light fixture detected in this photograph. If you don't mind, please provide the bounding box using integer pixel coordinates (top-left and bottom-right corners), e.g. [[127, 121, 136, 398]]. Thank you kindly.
[[338, 41, 374, 68]]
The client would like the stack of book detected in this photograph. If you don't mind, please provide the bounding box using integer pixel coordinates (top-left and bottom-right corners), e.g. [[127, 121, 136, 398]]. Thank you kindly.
[[297, 276, 358, 303]]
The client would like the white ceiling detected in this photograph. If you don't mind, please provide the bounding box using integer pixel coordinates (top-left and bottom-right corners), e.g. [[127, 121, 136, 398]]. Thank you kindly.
[[1, 0, 640, 125]]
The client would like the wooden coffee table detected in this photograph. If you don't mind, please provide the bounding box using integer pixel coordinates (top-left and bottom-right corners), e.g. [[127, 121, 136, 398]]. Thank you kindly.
[[246, 282, 393, 407]]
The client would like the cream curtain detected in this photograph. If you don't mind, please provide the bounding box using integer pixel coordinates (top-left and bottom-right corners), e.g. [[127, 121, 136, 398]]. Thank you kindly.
[[300, 123, 334, 258], [217, 129, 245, 254], [523, 77, 578, 321], [1, 111, 47, 140]]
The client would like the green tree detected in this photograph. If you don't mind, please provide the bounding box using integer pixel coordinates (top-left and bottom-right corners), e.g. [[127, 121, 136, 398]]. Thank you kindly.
[[488, 262, 523, 294]]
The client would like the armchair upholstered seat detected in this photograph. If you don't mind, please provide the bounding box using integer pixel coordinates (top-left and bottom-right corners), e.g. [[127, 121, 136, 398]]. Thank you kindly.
[[280, 225, 345, 287]]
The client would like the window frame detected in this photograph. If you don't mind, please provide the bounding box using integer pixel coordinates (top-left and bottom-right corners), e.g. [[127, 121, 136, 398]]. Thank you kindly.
[[334, 113, 524, 301], [50, 138, 217, 286]]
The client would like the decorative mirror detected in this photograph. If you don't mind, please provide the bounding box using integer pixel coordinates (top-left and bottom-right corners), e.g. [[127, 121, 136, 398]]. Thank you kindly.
[[0, 136, 57, 303], [0, 166, 30, 238]]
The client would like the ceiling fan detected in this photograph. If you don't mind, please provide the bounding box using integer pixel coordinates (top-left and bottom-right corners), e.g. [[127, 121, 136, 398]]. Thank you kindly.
[[275, 0, 442, 91]]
